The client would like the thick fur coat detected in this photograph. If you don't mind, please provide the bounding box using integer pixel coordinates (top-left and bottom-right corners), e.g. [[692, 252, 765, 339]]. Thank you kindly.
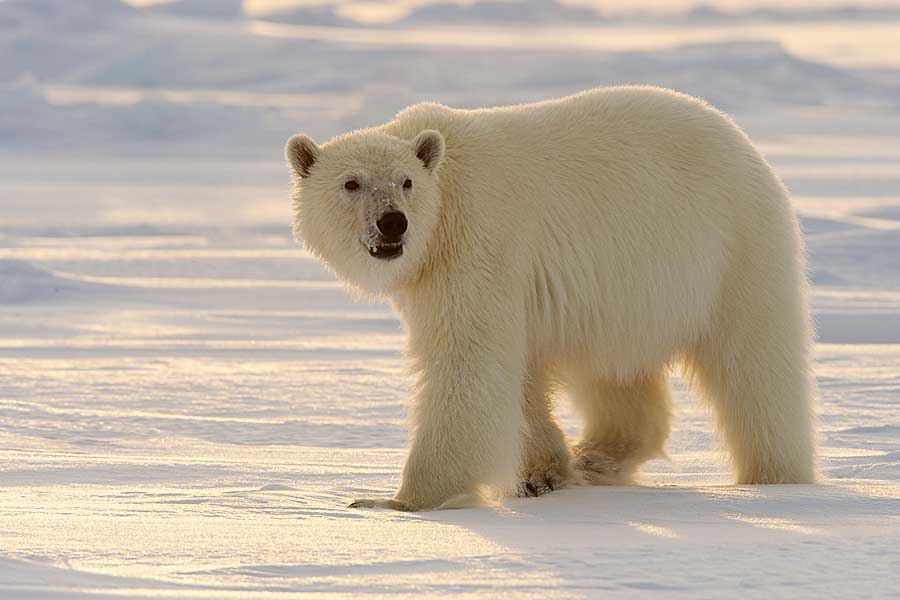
[[286, 86, 817, 511]]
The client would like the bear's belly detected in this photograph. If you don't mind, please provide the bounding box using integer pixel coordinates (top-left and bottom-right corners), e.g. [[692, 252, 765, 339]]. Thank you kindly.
[[524, 215, 725, 380]]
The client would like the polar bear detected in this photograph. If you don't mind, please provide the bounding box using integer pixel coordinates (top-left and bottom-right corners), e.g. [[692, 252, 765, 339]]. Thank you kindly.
[[285, 86, 816, 511]]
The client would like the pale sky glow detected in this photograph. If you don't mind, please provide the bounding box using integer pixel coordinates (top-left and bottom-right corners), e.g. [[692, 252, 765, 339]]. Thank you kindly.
[[125, 0, 900, 19], [119, 0, 900, 66]]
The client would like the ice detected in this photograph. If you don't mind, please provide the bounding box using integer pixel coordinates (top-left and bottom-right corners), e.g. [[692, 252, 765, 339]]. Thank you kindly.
[[147, 0, 244, 20], [0, 1, 899, 598], [396, 0, 604, 26]]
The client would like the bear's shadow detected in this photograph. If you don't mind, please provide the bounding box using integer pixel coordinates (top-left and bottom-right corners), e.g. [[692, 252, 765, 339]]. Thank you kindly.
[[411, 481, 893, 551]]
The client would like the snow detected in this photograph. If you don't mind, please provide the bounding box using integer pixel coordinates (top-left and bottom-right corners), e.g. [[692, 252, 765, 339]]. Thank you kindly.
[[1, 1, 899, 598]]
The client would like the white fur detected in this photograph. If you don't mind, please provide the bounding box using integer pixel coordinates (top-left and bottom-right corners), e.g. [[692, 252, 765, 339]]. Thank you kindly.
[[287, 86, 817, 511]]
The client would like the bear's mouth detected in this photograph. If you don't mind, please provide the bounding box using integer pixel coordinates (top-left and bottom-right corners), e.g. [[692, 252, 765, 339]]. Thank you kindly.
[[368, 241, 403, 260]]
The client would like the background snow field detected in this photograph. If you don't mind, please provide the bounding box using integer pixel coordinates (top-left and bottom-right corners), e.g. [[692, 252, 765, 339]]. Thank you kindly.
[[1, 0, 899, 597]]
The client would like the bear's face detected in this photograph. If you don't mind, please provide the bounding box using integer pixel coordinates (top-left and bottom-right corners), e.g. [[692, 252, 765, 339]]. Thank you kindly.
[[286, 129, 445, 294]]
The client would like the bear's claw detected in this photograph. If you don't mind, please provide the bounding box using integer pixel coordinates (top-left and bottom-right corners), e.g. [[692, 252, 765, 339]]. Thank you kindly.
[[516, 470, 563, 498], [348, 498, 415, 511]]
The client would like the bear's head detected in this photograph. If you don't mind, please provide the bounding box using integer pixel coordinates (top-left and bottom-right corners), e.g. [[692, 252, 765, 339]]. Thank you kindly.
[[286, 129, 446, 295]]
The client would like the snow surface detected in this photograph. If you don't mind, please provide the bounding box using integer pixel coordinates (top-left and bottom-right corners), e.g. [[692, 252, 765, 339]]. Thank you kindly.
[[1, 1, 899, 598]]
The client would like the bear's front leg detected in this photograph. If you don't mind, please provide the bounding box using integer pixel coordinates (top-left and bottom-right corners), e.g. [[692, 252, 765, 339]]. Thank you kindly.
[[517, 370, 576, 497], [350, 294, 527, 511]]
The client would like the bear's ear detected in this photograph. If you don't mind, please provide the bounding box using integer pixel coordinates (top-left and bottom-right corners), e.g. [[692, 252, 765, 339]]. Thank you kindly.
[[285, 134, 320, 178], [412, 129, 445, 174]]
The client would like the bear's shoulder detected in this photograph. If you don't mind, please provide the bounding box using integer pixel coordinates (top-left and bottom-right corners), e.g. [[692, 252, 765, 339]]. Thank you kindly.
[[395, 101, 452, 123], [383, 102, 460, 141]]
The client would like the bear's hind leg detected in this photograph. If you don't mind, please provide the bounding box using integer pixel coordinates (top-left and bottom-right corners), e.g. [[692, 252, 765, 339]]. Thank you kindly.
[[570, 371, 672, 485], [688, 312, 816, 484], [518, 369, 575, 497], [685, 216, 817, 486]]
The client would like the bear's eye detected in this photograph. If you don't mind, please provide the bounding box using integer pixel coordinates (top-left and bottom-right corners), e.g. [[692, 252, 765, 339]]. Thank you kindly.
[[344, 180, 360, 191], [403, 178, 412, 189]]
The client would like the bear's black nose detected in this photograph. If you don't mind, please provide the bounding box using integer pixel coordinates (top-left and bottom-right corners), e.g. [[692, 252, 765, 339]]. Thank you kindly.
[[376, 211, 408, 241]]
